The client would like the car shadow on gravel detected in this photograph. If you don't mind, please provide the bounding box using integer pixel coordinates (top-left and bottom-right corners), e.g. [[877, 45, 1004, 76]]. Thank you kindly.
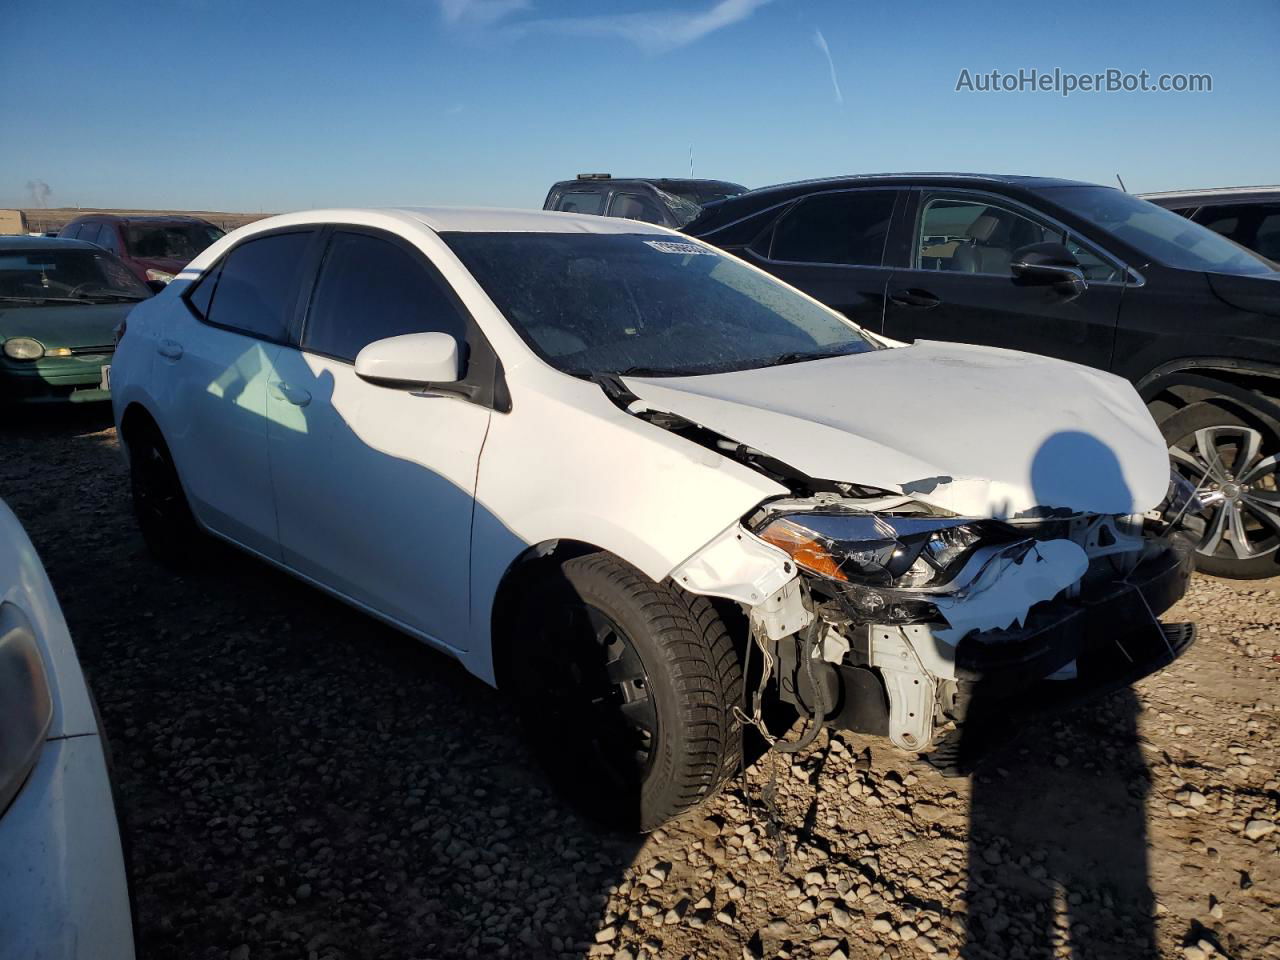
[[955, 430, 1163, 960], [0, 414, 652, 960]]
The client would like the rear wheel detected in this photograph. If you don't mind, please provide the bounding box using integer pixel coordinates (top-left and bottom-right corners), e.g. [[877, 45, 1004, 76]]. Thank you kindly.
[[508, 552, 743, 831], [1160, 400, 1280, 579], [128, 426, 204, 569]]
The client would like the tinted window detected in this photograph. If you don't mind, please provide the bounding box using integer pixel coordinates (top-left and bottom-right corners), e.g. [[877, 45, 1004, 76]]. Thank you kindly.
[[303, 231, 467, 362], [126, 222, 224, 259], [0, 247, 150, 301], [554, 190, 606, 215], [1043, 186, 1276, 276], [196, 232, 313, 341], [1256, 209, 1280, 261], [770, 191, 895, 266], [445, 232, 877, 378], [95, 224, 121, 255], [61, 223, 81, 239], [608, 192, 666, 225], [78, 223, 104, 246], [918, 196, 1120, 281]]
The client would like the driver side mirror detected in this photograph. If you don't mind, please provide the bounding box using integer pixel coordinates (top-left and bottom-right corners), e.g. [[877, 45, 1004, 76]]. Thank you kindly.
[[355, 332, 461, 387], [1011, 241, 1088, 297]]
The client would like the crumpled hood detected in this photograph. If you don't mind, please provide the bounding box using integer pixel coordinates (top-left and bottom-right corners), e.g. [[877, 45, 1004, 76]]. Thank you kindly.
[[623, 340, 1170, 518], [1207, 270, 1280, 319], [0, 302, 133, 348]]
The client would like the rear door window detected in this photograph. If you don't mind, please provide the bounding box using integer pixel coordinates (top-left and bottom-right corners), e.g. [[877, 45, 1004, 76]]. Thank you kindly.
[[302, 231, 468, 362], [186, 231, 314, 342], [554, 190, 606, 215], [769, 191, 896, 266]]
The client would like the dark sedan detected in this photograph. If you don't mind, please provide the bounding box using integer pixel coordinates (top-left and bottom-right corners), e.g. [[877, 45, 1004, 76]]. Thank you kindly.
[[0, 237, 150, 404], [686, 174, 1280, 579]]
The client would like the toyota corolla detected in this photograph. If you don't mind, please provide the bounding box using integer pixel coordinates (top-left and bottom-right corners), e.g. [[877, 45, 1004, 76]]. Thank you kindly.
[[108, 208, 1193, 829]]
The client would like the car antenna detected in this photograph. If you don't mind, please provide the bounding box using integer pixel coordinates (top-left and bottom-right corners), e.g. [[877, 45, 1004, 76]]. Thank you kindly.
[[1116, 173, 1128, 192], [689, 144, 694, 178]]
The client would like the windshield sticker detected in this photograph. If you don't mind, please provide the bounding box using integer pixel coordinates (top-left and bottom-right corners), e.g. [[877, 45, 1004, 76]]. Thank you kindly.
[[643, 240, 717, 256]]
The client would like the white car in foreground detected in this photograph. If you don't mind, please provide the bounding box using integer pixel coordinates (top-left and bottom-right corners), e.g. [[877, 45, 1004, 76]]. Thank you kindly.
[[0, 499, 135, 957], [109, 207, 1192, 829]]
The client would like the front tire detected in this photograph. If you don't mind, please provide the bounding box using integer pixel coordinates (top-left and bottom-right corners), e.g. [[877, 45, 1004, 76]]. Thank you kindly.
[[1160, 400, 1280, 579], [509, 553, 743, 831], [128, 426, 204, 569]]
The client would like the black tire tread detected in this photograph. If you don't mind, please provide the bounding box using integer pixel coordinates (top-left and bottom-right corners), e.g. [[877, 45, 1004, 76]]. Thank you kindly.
[[560, 552, 743, 829]]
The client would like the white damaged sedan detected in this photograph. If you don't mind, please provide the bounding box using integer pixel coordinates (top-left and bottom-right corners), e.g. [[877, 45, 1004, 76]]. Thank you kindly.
[[108, 208, 1193, 829], [0, 499, 135, 958]]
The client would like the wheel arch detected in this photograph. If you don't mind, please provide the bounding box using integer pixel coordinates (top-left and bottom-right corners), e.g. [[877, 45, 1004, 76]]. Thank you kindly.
[[487, 538, 617, 693], [1137, 358, 1280, 428], [118, 401, 163, 457]]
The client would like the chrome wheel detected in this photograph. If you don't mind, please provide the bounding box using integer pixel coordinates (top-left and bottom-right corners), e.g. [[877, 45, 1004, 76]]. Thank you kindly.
[[1168, 422, 1280, 562]]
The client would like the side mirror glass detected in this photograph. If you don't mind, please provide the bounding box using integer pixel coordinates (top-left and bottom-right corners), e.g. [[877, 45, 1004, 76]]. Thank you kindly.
[[355, 332, 461, 387], [1011, 241, 1088, 297]]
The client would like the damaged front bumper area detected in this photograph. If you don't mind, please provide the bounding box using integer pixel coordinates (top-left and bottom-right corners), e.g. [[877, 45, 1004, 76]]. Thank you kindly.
[[674, 506, 1196, 763]]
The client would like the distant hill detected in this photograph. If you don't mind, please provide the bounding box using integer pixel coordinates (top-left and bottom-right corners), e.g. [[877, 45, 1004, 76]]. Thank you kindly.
[[15, 207, 272, 235]]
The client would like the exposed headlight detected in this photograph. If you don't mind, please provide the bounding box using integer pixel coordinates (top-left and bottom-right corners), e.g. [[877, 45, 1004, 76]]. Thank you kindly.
[[145, 269, 175, 284], [756, 511, 985, 589], [0, 603, 53, 815], [3, 337, 44, 361]]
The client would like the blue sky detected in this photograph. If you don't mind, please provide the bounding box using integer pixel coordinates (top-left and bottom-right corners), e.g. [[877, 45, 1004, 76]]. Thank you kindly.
[[4, 0, 1277, 212]]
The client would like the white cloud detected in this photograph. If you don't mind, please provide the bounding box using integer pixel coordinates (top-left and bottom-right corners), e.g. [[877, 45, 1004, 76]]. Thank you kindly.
[[515, 0, 774, 55], [814, 28, 843, 105], [438, 0, 530, 26]]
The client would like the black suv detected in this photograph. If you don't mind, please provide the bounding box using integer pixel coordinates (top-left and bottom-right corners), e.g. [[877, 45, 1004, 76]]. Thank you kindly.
[[543, 174, 746, 228], [685, 174, 1280, 579], [1141, 186, 1280, 262]]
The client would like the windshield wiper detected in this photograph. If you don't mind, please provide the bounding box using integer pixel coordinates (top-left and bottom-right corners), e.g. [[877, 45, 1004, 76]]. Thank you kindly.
[[75, 293, 149, 302], [611, 364, 713, 378], [761, 348, 857, 367]]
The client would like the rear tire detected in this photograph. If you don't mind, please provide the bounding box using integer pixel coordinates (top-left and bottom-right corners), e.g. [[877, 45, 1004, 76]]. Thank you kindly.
[[1160, 400, 1280, 579], [508, 552, 743, 831], [128, 426, 204, 569]]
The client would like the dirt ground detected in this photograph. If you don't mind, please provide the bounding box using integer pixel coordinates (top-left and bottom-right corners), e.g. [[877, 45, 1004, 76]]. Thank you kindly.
[[2, 408, 1276, 960]]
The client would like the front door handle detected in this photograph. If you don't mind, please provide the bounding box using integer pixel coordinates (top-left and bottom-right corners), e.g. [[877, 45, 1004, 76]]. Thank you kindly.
[[888, 288, 941, 309], [156, 339, 183, 360], [273, 382, 311, 407]]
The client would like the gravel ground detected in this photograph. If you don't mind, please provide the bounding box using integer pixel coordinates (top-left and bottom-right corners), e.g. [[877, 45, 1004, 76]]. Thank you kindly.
[[2, 409, 1277, 960]]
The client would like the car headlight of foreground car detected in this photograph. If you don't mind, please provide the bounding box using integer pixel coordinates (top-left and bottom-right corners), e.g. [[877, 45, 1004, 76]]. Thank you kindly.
[[3, 337, 46, 361], [756, 511, 989, 621], [0, 603, 53, 815]]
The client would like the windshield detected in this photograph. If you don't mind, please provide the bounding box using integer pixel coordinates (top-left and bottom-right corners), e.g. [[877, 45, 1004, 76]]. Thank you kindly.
[[1043, 186, 1276, 276], [0, 247, 151, 303], [125, 222, 225, 260], [445, 232, 878, 377]]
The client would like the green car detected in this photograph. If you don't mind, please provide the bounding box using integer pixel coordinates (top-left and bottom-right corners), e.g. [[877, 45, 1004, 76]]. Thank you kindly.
[[1, 237, 151, 405]]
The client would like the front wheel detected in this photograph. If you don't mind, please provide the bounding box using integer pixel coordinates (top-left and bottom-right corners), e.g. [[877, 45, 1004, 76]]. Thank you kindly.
[[1160, 400, 1280, 579], [128, 426, 204, 569], [508, 553, 743, 831]]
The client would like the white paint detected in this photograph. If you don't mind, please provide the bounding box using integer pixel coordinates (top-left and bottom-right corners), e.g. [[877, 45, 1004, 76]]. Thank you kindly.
[[0, 500, 134, 959], [624, 339, 1171, 518], [110, 205, 1162, 694], [669, 523, 795, 606], [353, 332, 460, 385]]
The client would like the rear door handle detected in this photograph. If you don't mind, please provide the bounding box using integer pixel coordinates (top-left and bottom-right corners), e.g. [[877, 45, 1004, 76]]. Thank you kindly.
[[273, 382, 311, 407], [888, 288, 941, 309], [156, 339, 183, 360]]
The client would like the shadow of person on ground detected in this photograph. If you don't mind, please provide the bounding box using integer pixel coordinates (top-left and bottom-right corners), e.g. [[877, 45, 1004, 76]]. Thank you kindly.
[[957, 431, 1165, 959]]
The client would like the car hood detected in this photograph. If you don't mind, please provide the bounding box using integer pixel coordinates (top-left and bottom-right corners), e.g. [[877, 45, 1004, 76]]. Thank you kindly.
[[0, 302, 133, 348], [622, 340, 1170, 518], [1207, 270, 1280, 319]]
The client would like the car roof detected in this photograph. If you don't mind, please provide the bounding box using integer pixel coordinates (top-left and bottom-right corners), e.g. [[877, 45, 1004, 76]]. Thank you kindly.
[[747, 172, 1095, 196], [1139, 185, 1280, 206], [551, 177, 747, 192], [240, 207, 675, 236], [0, 235, 101, 250], [68, 213, 215, 224]]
